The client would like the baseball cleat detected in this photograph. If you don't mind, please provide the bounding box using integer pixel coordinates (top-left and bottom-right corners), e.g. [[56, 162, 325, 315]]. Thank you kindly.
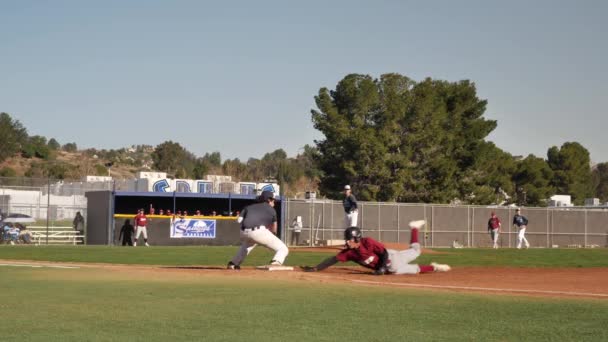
[[408, 220, 426, 229], [270, 260, 282, 266], [227, 262, 241, 270], [145, 242, 150, 247], [133, 242, 137, 247], [431, 262, 451, 272]]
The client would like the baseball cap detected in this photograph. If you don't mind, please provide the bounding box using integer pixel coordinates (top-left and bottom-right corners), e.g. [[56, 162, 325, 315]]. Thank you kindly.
[[344, 185, 351, 190], [260, 190, 276, 201]]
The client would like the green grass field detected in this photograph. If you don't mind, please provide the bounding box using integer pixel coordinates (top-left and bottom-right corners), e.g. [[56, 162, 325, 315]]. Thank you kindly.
[[1, 246, 607, 341], [1, 245, 608, 267]]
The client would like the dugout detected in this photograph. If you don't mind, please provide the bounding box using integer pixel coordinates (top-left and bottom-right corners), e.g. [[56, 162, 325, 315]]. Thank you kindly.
[[85, 191, 285, 246]]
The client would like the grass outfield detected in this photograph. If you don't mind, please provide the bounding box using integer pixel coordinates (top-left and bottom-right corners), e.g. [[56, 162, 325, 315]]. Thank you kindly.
[[0, 266, 606, 342], [1, 245, 608, 267]]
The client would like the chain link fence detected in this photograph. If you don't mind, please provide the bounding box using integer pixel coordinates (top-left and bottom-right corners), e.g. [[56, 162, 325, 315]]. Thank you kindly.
[[284, 199, 608, 248], [0, 177, 114, 244]]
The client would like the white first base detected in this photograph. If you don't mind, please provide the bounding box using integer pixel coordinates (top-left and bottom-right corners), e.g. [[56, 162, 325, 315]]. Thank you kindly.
[[255, 265, 294, 271]]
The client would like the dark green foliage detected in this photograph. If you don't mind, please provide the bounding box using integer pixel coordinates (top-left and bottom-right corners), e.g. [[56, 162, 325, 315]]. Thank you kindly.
[[47, 138, 60, 150], [512, 155, 555, 206], [547, 142, 594, 205], [62, 142, 78, 152], [592, 162, 608, 202], [151, 141, 197, 178], [0, 112, 28, 162], [21, 135, 51, 159], [24, 161, 74, 179], [0, 166, 17, 177], [311, 73, 500, 202], [95, 164, 108, 176]]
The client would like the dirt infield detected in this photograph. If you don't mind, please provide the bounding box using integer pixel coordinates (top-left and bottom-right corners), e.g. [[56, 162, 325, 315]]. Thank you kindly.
[[3, 259, 607, 299]]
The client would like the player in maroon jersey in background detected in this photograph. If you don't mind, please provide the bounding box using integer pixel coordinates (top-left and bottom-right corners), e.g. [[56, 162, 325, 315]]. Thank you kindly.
[[133, 208, 150, 247]]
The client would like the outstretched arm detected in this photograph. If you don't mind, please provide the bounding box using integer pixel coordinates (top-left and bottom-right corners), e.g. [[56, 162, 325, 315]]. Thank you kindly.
[[302, 256, 339, 272]]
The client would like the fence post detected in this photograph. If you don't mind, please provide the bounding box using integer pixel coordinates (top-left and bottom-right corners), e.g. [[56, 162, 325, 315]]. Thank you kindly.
[[546, 209, 550, 248], [397, 204, 400, 244], [467, 206, 470, 247], [471, 207, 475, 248], [377, 202, 381, 241], [431, 205, 434, 248], [584, 209, 588, 247]]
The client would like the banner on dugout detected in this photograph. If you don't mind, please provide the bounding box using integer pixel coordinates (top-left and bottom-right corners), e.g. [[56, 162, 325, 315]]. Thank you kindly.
[[170, 218, 216, 239]]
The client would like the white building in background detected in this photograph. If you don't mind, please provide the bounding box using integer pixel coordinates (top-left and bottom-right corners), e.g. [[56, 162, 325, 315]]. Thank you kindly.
[[0, 172, 280, 220], [548, 195, 572, 207]]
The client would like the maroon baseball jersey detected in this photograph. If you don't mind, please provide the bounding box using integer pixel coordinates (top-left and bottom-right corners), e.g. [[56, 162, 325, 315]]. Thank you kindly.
[[488, 217, 501, 229], [336, 237, 387, 269], [134, 214, 148, 227]]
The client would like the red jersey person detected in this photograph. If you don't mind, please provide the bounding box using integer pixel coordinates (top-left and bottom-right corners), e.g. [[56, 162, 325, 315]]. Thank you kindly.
[[487, 212, 501, 249], [302, 220, 450, 275], [133, 208, 150, 247]]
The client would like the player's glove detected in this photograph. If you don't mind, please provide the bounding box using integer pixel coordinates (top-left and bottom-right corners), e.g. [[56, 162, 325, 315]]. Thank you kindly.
[[301, 266, 317, 272], [373, 266, 387, 275]]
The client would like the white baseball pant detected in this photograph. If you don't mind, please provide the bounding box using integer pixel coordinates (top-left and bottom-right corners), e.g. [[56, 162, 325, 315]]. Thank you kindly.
[[490, 228, 499, 248], [387, 242, 421, 275], [230, 226, 289, 265], [135, 226, 148, 239], [344, 210, 358, 228], [516, 226, 529, 249]]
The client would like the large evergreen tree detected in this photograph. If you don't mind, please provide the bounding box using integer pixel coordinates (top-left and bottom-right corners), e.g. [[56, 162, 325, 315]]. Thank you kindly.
[[311, 73, 500, 202]]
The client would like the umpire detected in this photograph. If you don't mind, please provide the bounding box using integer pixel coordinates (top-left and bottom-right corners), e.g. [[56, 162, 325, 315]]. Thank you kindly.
[[227, 190, 289, 269]]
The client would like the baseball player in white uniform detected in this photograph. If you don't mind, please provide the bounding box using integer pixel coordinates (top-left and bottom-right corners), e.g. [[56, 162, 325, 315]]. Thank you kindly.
[[343, 185, 358, 228], [513, 208, 530, 249]]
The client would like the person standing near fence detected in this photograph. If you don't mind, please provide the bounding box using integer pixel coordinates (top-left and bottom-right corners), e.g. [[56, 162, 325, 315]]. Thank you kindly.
[[133, 208, 150, 247], [487, 212, 501, 249], [291, 216, 302, 246], [513, 208, 530, 249], [343, 185, 358, 228], [73, 211, 85, 236]]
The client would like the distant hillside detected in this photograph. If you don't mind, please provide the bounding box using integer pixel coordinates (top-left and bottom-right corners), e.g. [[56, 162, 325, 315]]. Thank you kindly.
[[0, 146, 154, 181]]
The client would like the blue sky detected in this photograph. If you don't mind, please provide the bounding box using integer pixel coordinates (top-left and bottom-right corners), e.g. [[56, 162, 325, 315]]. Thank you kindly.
[[1, 0, 606, 162]]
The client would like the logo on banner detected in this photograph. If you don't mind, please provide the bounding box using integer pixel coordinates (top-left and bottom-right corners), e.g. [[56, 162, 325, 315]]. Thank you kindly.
[[171, 219, 216, 238]]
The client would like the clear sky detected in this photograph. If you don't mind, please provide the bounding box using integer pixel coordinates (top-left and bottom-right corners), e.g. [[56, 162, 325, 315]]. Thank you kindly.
[[1, 0, 606, 162]]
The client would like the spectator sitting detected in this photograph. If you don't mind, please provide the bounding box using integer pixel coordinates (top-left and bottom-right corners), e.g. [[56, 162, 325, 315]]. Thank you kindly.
[[2, 223, 11, 243], [195, 210, 201, 216], [18, 225, 33, 244], [8, 225, 20, 245]]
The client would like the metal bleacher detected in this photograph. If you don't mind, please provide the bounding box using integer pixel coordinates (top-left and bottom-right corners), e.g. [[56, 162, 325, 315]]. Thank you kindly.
[[26, 226, 85, 245]]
